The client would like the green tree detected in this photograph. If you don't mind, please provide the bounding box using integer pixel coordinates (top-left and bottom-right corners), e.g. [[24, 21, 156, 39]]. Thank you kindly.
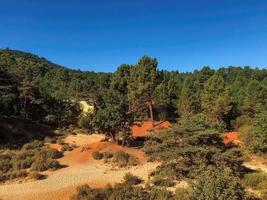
[[128, 56, 159, 126], [0, 69, 18, 115], [178, 77, 199, 120], [110, 64, 131, 95], [92, 90, 132, 143], [201, 73, 232, 125], [243, 80, 267, 115]]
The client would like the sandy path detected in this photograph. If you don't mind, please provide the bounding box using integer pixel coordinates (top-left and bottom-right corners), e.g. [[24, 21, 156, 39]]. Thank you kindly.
[[0, 162, 157, 200], [244, 156, 267, 173]]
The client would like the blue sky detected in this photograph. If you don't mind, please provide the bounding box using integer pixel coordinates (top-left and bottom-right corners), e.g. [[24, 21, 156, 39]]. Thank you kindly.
[[0, 0, 267, 72]]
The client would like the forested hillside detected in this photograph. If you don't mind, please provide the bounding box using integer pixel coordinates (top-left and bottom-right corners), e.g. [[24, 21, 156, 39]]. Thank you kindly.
[[0, 48, 266, 151]]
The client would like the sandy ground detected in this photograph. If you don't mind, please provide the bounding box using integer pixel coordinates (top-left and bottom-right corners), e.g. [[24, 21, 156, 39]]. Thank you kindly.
[[244, 156, 267, 173], [0, 134, 158, 200]]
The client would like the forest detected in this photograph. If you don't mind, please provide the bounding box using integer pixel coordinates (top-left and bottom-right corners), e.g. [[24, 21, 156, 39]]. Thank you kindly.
[[0, 48, 267, 199]]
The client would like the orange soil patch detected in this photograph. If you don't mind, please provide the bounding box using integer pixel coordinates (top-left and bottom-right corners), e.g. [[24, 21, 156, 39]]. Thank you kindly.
[[47, 143, 62, 151], [223, 132, 240, 146], [60, 141, 147, 165], [131, 120, 170, 137]]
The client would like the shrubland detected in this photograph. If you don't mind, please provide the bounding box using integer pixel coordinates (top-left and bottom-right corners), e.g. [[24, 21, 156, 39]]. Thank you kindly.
[[92, 150, 138, 167], [0, 140, 63, 182]]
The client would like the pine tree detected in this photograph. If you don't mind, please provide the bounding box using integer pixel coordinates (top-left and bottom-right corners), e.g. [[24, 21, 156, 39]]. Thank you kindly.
[[178, 77, 199, 119], [127, 56, 159, 126], [201, 73, 232, 124]]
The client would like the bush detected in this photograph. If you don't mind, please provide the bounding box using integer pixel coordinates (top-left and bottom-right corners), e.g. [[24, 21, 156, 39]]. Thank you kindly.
[[243, 172, 267, 189], [56, 137, 64, 145], [103, 152, 113, 159], [32, 159, 61, 171], [31, 160, 48, 171], [148, 188, 173, 200], [22, 140, 44, 150], [61, 144, 74, 152], [152, 177, 175, 187], [47, 159, 61, 170], [9, 170, 27, 179], [44, 137, 56, 143], [113, 151, 129, 167], [191, 167, 245, 200], [92, 151, 103, 160], [174, 188, 191, 200], [123, 173, 142, 185], [29, 171, 44, 180]]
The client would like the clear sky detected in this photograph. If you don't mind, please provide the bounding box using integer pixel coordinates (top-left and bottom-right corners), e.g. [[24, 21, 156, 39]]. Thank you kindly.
[[0, 0, 267, 72]]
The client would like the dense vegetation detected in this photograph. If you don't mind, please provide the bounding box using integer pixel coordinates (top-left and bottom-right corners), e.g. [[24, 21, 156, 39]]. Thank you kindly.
[[0, 49, 267, 199], [1, 49, 266, 147], [0, 140, 63, 182]]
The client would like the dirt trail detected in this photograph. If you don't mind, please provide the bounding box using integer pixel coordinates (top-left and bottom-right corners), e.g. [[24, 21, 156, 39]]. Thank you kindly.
[[0, 134, 158, 200], [244, 156, 267, 173], [0, 162, 157, 200]]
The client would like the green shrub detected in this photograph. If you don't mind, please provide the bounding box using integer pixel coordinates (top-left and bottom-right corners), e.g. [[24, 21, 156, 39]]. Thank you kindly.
[[113, 151, 129, 167], [128, 156, 138, 166], [191, 167, 245, 200], [123, 173, 142, 185], [47, 159, 61, 170], [29, 171, 44, 180], [61, 144, 74, 152], [32, 159, 61, 171], [174, 188, 191, 200], [56, 137, 64, 145], [103, 152, 113, 159], [22, 140, 44, 150], [31, 159, 48, 171], [9, 170, 27, 179], [243, 172, 267, 189], [34, 148, 63, 160], [92, 151, 103, 160], [44, 137, 56, 143], [152, 177, 175, 187], [148, 188, 173, 200]]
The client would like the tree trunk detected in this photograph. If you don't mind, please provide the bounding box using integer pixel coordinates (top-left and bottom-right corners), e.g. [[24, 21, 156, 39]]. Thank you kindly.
[[148, 101, 154, 127]]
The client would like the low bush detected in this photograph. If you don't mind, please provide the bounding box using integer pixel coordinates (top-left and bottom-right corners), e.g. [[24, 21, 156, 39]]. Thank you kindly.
[[152, 177, 175, 187], [92, 151, 103, 160], [103, 152, 113, 159], [174, 188, 191, 200], [56, 137, 64, 145], [44, 137, 56, 144], [243, 172, 267, 189], [29, 171, 44, 180], [148, 188, 173, 200], [22, 140, 44, 150], [61, 144, 74, 152], [32, 159, 61, 172], [123, 173, 142, 185]]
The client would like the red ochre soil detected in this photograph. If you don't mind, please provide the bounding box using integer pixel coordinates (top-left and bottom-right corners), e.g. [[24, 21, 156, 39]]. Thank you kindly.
[[131, 120, 171, 137], [223, 132, 240, 146], [60, 141, 147, 165]]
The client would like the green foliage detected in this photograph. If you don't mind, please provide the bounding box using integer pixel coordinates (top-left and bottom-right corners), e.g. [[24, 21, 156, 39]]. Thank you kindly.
[[151, 176, 175, 187], [123, 173, 143, 185], [29, 171, 45, 180], [191, 167, 246, 200], [174, 188, 191, 200], [201, 73, 232, 126], [0, 140, 63, 182], [92, 151, 103, 160], [144, 121, 246, 181], [92, 89, 132, 142], [243, 172, 267, 190], [127, 56, 159, 123]]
